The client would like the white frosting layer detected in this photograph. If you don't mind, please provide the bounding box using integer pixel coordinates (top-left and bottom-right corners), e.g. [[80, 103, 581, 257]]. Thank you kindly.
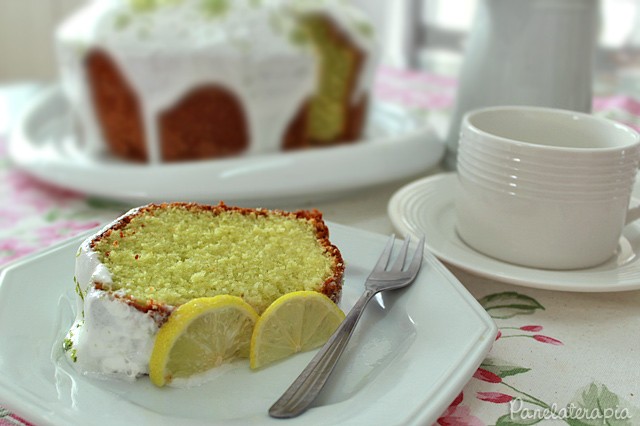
[[67, 237, 162, 379], [56, 0, 376, 162]]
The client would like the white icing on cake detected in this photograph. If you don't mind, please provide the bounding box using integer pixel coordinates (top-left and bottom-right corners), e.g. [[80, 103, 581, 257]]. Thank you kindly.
[[67, 237, 162, 379], [56, 0, 376, 162]]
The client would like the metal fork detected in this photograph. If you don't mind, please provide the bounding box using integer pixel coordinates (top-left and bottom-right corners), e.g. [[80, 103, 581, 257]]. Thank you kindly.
[[269, 234, 425, 419]]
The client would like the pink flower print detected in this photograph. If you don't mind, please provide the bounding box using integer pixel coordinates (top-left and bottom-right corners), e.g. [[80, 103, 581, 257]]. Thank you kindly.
[[450, 392, 464, 407], [476, 392, 513, 404], [0, 238, 34, 265], [0, 208, 23, 227], [6, 171, 82, 212], [473, 368, 502, 383], [533, 335, 563, 345], [593, 95, 640, 116], [35, 220, 100, 246], [497, 325, 562, 344], [3, 411, 35, 426], [436, 392, 484, 426], [520, 325, 543, 332]]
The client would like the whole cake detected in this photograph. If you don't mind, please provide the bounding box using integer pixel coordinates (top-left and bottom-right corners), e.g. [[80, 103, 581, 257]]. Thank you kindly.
[[56, 0, 377, 163], [65, 202, 344, 379]]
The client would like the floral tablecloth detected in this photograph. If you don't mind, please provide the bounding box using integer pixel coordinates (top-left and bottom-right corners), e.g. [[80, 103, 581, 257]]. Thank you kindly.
[[1, 68, 640, 426]]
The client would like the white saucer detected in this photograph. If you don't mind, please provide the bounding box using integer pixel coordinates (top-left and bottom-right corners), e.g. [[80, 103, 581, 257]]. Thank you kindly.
[[388, 173, 640, 292], [8, 87, 444, 207]]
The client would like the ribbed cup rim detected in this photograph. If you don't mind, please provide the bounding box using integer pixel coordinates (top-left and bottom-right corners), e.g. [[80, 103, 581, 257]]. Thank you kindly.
[[458, 161, 635, 201], [459, 136, 640, 172], [458, 148, 638, 182], [462, 106, 640, 155]]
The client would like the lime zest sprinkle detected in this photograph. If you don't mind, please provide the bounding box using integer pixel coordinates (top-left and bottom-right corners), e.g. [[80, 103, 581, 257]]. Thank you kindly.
[[201, 0, 230, 18], [74, 276, 85, 302]]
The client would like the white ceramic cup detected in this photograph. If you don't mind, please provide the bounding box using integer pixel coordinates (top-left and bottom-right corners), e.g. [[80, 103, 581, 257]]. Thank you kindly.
[[455, 106, 640, 270]]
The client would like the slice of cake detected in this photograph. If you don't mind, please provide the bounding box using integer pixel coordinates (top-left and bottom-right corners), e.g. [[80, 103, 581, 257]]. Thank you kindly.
[[65, 202, 344, 379], [56, 0, 377, 163]]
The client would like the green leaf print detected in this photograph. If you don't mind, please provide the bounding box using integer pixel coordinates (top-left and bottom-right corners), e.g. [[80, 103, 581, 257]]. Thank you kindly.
[[495, 413, 543, 426], [564, 383, 638, 426], [85, 197, 130, 211], [44, 209, 61, 222], [478, 292, 545, 319], [481, 358, 531, 378]]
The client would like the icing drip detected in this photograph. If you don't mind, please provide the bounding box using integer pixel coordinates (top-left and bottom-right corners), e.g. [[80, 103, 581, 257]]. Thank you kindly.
[[68, 241, 160, 379]]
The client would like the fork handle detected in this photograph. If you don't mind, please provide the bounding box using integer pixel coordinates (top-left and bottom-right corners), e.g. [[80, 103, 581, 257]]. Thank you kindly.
[[269, 289, 377, 418]]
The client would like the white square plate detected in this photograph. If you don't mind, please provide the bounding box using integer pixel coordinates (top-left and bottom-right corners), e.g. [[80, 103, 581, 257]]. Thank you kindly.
[[0, 223, 496, 426]]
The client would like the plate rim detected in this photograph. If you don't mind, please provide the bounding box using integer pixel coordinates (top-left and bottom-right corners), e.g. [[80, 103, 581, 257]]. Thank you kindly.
[[388, 172, 640, 292], [8, 86, 444, 205], [0, 222, 496, 426]]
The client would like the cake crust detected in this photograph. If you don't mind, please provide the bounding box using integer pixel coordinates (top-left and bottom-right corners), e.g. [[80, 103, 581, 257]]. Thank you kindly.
[[86, 49, 147, 161]]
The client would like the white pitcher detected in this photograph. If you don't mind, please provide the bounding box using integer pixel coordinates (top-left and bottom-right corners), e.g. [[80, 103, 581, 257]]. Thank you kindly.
[[444, 0, 600, 169]]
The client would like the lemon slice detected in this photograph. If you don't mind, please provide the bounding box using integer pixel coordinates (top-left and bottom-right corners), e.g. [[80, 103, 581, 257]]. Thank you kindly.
[[250, 291, 345, 369], [149, 295, 258, 387]]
